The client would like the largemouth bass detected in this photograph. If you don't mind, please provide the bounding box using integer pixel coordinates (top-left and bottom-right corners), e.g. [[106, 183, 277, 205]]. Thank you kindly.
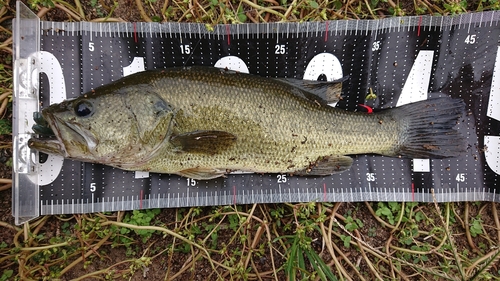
[[29, 66, 465, 180]]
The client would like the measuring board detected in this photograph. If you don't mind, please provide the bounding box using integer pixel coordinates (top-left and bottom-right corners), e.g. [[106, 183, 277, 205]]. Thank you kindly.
[[12, 2, 500, 224]]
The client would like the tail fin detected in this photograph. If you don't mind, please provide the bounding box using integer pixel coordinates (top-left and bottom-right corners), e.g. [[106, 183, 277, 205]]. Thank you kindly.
[[392, 97, 466, 159]]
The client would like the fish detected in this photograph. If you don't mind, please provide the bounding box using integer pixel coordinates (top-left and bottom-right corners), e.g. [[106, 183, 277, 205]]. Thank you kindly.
[[28, 66, 466, 180]]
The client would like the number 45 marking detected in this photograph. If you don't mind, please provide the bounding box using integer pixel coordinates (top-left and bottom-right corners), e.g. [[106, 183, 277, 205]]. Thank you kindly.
[[465, 34, 476, 44]]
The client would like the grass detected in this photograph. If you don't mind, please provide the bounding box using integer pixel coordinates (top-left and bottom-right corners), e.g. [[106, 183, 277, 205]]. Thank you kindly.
[[1, 0, 500, 280], [1, 202, 499, 279]]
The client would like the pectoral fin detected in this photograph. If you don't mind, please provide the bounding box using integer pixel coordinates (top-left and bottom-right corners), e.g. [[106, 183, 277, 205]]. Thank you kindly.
[[294, 155, 353, 176], [170, 130, 237, 154], [177, 167, 226, 180]]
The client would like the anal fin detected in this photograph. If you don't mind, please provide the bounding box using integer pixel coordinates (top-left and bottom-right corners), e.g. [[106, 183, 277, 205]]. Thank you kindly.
[[294, 155, 353, 176]]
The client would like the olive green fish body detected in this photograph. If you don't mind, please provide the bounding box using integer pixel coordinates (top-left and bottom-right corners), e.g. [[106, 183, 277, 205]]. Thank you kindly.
[[29, 66, 465, 179]]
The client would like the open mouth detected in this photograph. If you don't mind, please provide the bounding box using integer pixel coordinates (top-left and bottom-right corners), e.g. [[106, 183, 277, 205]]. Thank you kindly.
[[28, 111, 66, 156]]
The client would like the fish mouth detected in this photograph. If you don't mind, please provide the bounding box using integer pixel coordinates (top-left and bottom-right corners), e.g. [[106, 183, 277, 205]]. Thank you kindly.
[[29, 111, 98, 158]]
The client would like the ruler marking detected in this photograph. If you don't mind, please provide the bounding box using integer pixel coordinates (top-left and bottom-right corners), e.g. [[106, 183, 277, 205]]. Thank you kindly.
[[350, 187, 353, 202], [226, 25, 230, 45], [467, 14, 472, 33], [140, 190, 143, 209], [411, 182, 415, 201], [233, 186, 236, 204], [133, 22, 138, 43], [279, 184, 282, 202], [323, 183, 327, 201], [177, 22, 182, 40], [335, 20, 338, 36], [490, 11, 495, 27], [418, 16, 422, 36], [323, 21, 328, 42], [276, 23, 280, 43]]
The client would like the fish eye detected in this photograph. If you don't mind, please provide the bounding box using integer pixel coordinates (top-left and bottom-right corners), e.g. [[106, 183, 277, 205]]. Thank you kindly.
[[74, 101, 94, 117]]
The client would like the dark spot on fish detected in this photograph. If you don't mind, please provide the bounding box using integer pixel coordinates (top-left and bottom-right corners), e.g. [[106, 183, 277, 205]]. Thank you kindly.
[[291, 146, 297, 153], [229, 157, 236, 161], [328, 143, 332, 147], [301, 136, 307, 144], [292, 134, 298, 137], [275, 161, 280, 165], [287, 164, 295, 169], [423, 144, 439, 150]]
